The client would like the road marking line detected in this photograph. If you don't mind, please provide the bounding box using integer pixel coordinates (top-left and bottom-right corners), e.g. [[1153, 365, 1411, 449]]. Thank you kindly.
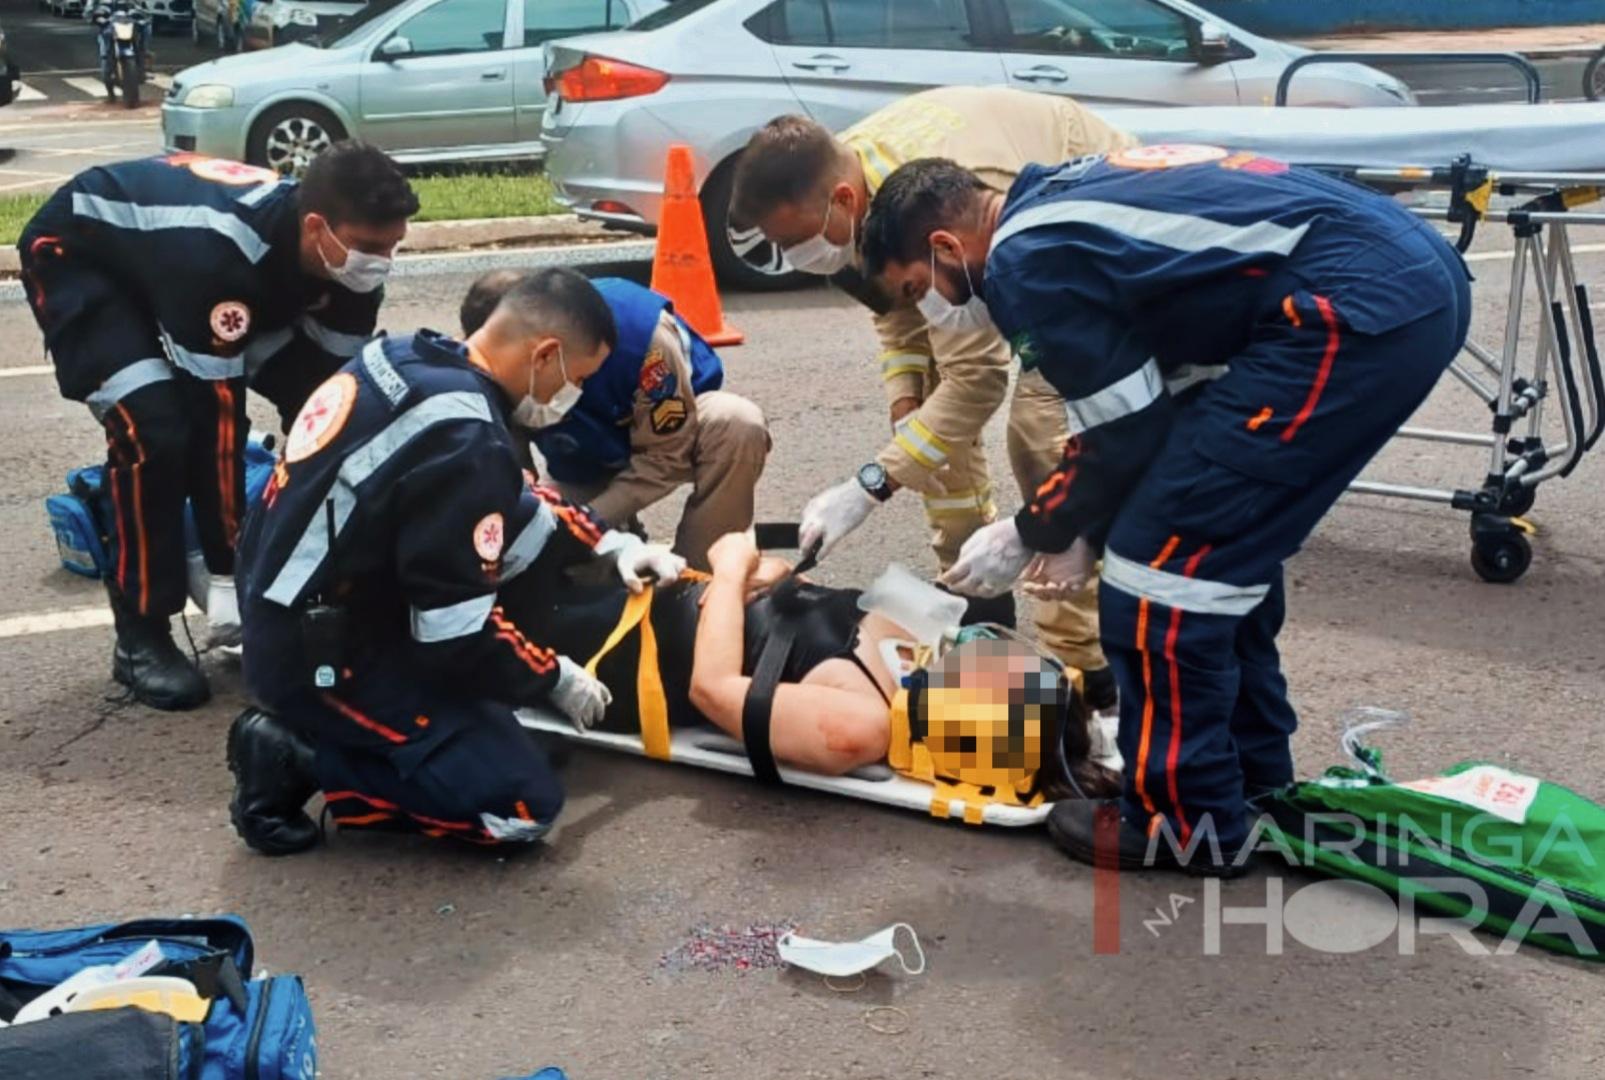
[[14, 82, 46, 103], [0, 601, 205, 641], [65, 77, 110, 99], [0, 366, 54, 378]]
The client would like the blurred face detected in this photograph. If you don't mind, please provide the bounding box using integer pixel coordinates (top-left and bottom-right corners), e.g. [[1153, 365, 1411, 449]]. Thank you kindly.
[[920, 639, 1064, 788]]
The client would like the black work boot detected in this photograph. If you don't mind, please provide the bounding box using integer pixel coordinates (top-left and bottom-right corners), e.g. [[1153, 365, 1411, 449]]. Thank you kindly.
[[227, 707, 320, 856], [109, 589, 210, 711], [1046, 799, 1252, 879]]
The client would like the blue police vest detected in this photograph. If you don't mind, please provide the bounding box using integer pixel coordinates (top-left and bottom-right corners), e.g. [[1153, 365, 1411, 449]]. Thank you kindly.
[[534, 278, 723, 487]]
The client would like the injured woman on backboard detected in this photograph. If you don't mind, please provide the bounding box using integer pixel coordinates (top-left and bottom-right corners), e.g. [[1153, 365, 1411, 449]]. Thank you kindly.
[[501, 532, 1120, 826]]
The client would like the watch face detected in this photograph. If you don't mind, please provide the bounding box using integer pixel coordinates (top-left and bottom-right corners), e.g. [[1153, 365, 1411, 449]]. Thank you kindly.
[[859, 463, 886, 488]]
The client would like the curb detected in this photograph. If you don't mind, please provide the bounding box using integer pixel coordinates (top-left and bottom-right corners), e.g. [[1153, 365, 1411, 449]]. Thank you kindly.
[[0, 214, 642, 274]]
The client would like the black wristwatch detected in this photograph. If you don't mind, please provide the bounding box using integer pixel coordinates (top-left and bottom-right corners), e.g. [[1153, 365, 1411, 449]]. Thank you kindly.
[[857, 462, 894, 502]]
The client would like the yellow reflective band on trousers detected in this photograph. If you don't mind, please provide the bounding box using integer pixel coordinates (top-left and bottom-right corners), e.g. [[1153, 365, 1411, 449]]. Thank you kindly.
[[880, 350, 931, 381], [585, 586, 670, 760], [921, 485, 993, 520], [894, 416, 950, 470]]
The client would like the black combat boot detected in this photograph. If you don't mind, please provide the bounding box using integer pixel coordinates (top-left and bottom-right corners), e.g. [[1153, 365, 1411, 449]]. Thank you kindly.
[[1046, 799, 1253, 879], [109, 587, 210, 711], [227, 707, 320, 856]]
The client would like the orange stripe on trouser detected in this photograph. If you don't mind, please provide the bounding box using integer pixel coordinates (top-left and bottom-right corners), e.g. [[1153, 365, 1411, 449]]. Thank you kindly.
[[1132, 535, 1182, 822], [215, 383, 239, 542], [111, 403, 152, 614], [325, 789, 483, 836], [1283, 295, 1341, 444], [1160, 544, 1212, 848]]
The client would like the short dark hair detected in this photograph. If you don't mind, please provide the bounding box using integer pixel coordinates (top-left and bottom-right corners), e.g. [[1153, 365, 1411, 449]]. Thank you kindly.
[[460, 268, 524, 336], [861, 158, 988, 278], [498, 268, 617, 354], [298, 140, 420, 228], [730, 114, 839, 226]]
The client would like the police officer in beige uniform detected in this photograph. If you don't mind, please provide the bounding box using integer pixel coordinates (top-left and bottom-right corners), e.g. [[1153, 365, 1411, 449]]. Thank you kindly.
[[730, 86, 1136, 702], [462, 270, 769, 571]]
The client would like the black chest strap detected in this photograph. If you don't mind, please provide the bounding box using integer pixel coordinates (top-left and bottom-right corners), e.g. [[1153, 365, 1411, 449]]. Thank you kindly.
[[741, 623, 796, 786]]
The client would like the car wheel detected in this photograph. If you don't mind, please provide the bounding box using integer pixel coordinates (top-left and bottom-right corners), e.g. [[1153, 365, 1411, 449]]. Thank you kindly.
[[699, 154, 809, 292], [248, 102, 344, 176]]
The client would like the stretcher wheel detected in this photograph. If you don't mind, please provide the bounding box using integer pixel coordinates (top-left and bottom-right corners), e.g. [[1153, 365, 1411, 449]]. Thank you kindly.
[[1471, 530, 1532, 584]]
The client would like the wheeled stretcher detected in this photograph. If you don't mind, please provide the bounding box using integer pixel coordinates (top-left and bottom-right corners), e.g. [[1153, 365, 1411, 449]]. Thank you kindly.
[[1100, 102, 1605, 581]]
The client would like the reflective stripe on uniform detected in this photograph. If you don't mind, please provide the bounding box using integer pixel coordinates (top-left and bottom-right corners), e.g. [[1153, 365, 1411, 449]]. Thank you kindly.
[[850, 141, 898, 191], [499, 501, 557, 581], [1165, 363, 1230, 397], [237, 181, 283, 208], [1101, 548, 1268, 616], [1065, 358, 1164, 436], [302, 316, 370, 359], [410, 592, 496, 643], [922, 486, 994, 518], [243, 327, 294, 380], [263, 391, 494, 606], [160, 328, 245, 380], [71, 192, 272, 264], [360, 339, 408, 409], [87, 357, 172, 420], [992, 199, 1311, 259], [880, 350, 931, 381], [893, 416, 949, 469]]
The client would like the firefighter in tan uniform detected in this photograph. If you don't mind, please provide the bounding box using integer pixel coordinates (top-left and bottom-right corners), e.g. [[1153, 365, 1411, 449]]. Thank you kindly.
[[730, 86, 1136, 703], [462, 271, 769, 571]]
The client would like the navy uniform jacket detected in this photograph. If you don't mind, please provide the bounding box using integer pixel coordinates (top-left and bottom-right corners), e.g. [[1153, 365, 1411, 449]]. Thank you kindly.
[[238, 330, 608, 710], [533, 277, 723, 488], [985, 147, 1466, 551], [24, 153, 380, 422]]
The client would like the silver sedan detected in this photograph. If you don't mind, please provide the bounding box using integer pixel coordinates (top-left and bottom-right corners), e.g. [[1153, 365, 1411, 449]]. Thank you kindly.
[[162, 0, 662, 174], [541, 0, 1415, 288]]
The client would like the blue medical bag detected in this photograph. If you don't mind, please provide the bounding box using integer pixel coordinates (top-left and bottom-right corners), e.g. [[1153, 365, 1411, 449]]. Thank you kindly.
[[0, 915, 317, 1080]]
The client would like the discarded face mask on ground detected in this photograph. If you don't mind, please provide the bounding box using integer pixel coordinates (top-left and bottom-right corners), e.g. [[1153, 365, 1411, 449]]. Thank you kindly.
[[776, 923, 926, 979]]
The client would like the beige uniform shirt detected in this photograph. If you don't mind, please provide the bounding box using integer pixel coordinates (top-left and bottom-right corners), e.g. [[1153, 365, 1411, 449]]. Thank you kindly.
[[583, 310, 702, 524], [839, 86, 1137, 492]]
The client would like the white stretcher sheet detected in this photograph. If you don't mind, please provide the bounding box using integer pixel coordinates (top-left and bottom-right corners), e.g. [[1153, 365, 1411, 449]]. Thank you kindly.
[[1093, 103, 1605, 173]]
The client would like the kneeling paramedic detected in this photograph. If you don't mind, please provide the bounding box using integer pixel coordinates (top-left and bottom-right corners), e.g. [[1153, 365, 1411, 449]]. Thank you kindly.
[[18, 143, 418, 711], [228, 268, 685, 855], [861, 147, 1471, 874], [460, 271, 770, 571], [728, 87, 1137, 704]]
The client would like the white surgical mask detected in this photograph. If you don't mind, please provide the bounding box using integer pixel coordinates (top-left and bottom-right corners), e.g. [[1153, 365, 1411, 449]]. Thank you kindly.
[[513, 345, 582, 429], [777, 923, 926, 979], [917, 243, 993, 334], [783, 196, 855, 275], [321, 228, 393, 294]]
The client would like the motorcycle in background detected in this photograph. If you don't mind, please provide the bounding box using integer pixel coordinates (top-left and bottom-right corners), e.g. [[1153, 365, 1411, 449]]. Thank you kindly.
[[87, 0, 150, 108]]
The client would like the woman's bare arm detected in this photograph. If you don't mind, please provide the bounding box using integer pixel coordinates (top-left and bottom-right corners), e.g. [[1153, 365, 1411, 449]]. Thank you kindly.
[[690, 534, 889, 775]]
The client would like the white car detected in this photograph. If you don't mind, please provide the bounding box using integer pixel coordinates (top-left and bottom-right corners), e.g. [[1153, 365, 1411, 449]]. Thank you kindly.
[[542, 0, 1415, 288]]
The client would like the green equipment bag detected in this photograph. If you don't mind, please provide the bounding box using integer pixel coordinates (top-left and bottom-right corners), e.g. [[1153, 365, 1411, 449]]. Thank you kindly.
[[1262, 716, 1605, 960]]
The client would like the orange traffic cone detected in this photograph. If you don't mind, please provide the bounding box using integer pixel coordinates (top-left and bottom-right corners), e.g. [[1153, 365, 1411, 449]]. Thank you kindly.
[[651, 144, 743, 347]]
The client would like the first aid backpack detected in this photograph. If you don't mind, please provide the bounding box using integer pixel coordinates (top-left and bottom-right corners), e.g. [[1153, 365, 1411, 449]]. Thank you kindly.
[[1265, 755, 1605, 960], [44, 438, 278, 580], [0, 915, 316, 1080]]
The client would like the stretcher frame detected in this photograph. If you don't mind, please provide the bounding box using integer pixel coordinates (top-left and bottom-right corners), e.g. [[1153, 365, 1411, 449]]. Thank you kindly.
[[1335, 158, 1605, 582], [515, 708, 1054, 827]]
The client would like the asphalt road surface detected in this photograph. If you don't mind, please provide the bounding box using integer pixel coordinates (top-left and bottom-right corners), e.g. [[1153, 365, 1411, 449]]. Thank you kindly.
[[2, 220, 1604, 1078]]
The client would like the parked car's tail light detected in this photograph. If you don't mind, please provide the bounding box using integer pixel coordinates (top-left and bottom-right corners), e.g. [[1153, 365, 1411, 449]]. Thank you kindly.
[[547, 56, 669, 102], [592, 200, 635, 216]]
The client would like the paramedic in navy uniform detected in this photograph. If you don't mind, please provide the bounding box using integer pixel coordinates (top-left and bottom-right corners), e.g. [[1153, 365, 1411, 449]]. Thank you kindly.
[[861, 146, 1471, 876], [17, 142, 418, 711], [226, 268, 686, 855]]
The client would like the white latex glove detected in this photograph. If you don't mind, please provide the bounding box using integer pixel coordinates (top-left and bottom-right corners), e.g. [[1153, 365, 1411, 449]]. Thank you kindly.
[[596, 531, 687, 593], [1021, 537, 1098, 601], [939, 517, 1032, 598], [799, 478, 878, 560], [551, 656, 612, 733], [204, 574, 242, 649]]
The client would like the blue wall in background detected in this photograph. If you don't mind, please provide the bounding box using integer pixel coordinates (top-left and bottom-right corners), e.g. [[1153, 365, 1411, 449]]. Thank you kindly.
[[1194, 0, 1605, 36]]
